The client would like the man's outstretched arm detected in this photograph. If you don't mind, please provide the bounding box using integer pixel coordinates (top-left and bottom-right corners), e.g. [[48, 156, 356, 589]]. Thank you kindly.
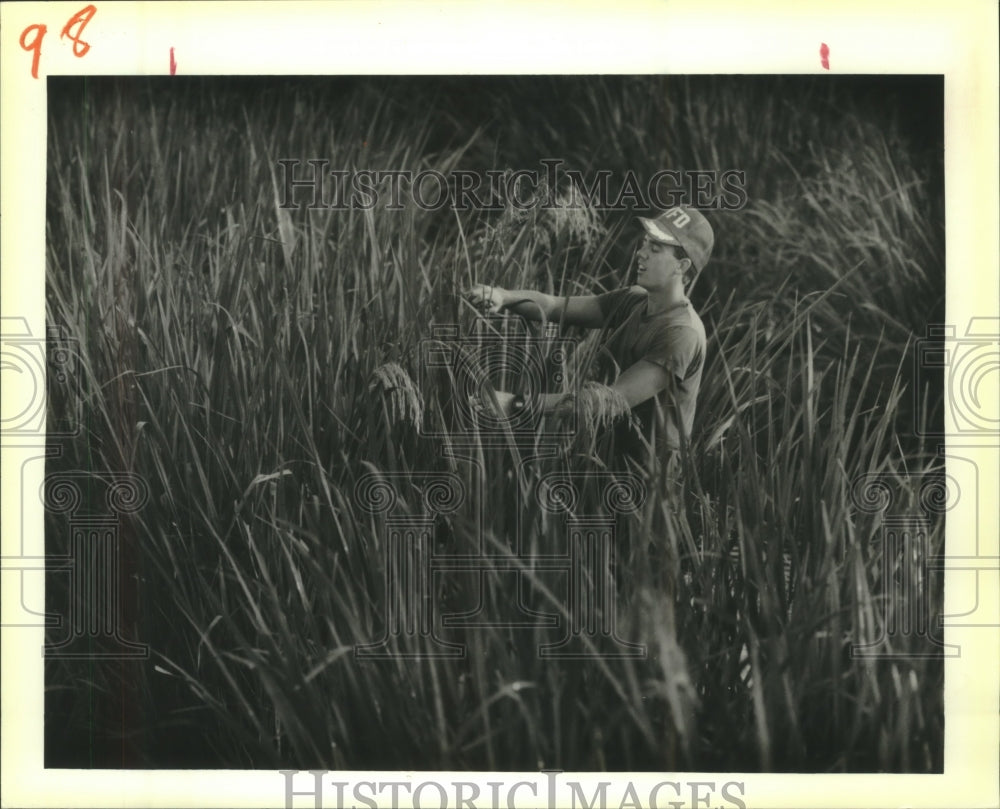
[[538, 360, 672, 413], [466, 284, 605, 328], [607, 360, 674, 408], [501, 360, 672, 420]]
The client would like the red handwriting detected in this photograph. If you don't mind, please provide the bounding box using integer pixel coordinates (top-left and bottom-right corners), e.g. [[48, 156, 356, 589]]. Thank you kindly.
[[61, 5, 96, 57], [19, 24, 47, 80], [820, 43, 830, 70], [170, 47, 177, 75], [19, 5, 96, 79]]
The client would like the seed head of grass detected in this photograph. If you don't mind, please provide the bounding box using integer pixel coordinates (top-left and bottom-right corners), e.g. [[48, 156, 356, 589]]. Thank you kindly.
[[543, 183, 605, 251], [574, 382, 636, 436], [369, 362, 423, 430]]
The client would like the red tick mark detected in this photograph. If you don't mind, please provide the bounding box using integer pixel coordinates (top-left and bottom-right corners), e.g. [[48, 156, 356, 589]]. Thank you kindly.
[[169, 46, 177, 75], [820, 43, 830, 70]]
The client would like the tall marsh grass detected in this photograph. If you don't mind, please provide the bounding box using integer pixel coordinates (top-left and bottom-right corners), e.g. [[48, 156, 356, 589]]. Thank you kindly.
[[45, 76, 944, 771]]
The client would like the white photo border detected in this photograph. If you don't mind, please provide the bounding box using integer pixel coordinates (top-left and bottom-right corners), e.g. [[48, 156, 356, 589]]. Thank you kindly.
[[2, 2, 997, 808]]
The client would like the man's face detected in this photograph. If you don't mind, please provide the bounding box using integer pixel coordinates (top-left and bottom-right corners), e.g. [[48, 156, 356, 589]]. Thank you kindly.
[[635, 234, 689, 291]]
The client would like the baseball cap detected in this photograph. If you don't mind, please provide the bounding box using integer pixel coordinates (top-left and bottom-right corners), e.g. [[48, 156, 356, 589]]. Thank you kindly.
[[638, 206, 714, 272]]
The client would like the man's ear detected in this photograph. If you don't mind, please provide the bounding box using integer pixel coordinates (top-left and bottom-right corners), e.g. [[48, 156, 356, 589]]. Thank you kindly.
[[680, 257, 694, 285]]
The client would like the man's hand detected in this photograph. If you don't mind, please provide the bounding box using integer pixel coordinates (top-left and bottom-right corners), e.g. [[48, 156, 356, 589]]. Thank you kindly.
[[551, 393, 575, 420], [466, 284, 508, 314], [491, 391, 516, 417], [470, 389, 516, 419]]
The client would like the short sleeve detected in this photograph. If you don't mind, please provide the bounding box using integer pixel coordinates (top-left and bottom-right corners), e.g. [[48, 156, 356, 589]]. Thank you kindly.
[[596, 287, 645, 327], [643, 325, 702, 381]]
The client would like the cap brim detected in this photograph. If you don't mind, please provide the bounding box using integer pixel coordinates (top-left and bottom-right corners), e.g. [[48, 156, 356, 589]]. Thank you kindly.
[[638, 217, 681, 245]]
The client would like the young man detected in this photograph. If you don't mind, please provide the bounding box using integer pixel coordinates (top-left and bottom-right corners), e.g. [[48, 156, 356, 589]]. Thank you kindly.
[[465, 206, 713, 462]]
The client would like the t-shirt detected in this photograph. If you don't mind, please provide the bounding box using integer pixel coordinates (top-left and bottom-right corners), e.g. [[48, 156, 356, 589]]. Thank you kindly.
[[594, 286, 707, 454]]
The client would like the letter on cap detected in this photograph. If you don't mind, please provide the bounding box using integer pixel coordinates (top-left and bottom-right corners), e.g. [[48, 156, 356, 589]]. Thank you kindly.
[[663, 207, 692, 228]]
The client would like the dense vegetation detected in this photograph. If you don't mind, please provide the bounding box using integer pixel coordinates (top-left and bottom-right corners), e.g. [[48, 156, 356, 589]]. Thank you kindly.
[[45, 75, 945, 771]]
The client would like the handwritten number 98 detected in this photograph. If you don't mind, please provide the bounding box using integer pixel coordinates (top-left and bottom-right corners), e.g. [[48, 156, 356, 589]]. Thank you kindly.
[[19, 5, 97, 79]]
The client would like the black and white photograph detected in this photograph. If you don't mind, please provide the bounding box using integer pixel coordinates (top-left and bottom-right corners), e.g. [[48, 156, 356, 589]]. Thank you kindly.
[[2, 3, 998, 809], [42, 70, 948, 772]]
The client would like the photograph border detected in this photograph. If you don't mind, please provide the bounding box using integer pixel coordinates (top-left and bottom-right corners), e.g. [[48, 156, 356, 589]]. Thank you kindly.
[[2, 2, 997, 808]]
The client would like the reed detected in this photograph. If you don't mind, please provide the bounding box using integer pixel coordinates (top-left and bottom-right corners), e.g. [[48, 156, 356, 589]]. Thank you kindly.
[[44, 75, 944, 771]]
